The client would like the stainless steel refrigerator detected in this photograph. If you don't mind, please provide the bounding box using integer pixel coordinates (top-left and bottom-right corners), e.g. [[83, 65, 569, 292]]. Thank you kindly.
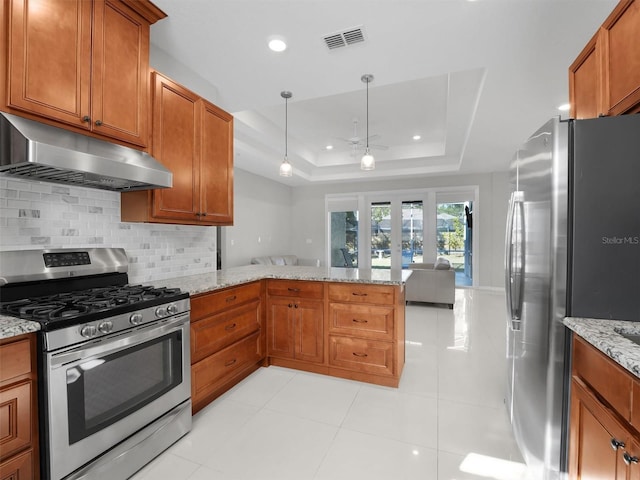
[[505, 114, 640, 479]]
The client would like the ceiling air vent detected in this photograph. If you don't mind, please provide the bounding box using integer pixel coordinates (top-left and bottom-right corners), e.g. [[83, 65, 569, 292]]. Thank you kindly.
[[323, 26, 365, 50]]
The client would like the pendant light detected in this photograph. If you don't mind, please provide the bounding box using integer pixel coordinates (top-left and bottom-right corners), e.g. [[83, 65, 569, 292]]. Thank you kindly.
[[360, 74, 375, 171], [279, 91, 293, 177]]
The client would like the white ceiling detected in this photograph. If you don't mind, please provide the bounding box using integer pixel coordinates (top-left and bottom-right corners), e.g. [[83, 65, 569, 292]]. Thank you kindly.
[[149, 0, 616, 186]]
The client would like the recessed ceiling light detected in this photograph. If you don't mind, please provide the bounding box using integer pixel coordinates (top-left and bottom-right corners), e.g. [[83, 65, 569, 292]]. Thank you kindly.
[[268, 38, 287, 52], [326, 145, 333, 150], [413, 135, 421, 140], [558, 103, 571, 112]]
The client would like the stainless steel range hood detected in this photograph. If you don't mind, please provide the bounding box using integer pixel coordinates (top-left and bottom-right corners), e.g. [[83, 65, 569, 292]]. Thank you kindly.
[[0, 112, 172, 191]]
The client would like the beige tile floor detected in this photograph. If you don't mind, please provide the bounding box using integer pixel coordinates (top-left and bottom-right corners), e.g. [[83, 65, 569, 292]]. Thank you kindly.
[[131, 289, 532, 480]]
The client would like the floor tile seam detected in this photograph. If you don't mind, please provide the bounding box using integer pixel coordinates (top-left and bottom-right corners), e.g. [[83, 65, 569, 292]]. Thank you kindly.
[[184, 463, 226, 480], [337, 383, 363, 428], [260, 404, 347, 430], [337, 423, 440, 451], [310, 424, 343, 480]]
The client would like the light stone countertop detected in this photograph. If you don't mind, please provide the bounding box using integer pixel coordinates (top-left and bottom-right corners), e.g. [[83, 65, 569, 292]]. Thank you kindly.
[[0, 265, 411, 340], [564, 317, 640, 378], [0, 316, 40, 340], [147, 264, 412, 296]]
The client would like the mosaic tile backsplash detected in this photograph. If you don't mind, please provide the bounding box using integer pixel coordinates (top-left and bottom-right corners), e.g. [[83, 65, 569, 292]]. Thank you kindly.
[[0, 176, 216, 284]]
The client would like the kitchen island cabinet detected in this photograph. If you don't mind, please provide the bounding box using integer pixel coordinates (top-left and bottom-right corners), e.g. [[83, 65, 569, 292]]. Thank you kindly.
[[569, 336, 640, 479], [190, 281, 264, 413], [121, 71, 234, 226], [569, 0, 640, 118], [1, 0, 165, 147], [0, 333, 38, 479], [266, 280, 325, 366]]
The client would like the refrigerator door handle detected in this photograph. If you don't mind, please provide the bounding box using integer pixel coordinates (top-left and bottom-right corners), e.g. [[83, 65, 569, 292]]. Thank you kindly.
[[505, 191, 525, 323]]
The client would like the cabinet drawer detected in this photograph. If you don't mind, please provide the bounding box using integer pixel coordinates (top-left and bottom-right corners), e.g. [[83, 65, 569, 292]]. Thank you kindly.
[[329, 303, 394, 339], [0, 338, 32, 383], [0, 381, 32, 462], [573, 336, 632, 420], [0, 448, 34, 479], [191, 282, 261, 321], [328, 283, 395, 305], [267, 280, 324, 299], [329, 336, 395, 376], [191, 299, 261, 363], [192, 332, 262, 400]]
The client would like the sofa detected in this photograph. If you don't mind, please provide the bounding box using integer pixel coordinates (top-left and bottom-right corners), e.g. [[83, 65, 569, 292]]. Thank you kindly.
[[405, 257, 455, 308], [250, 255, 320, 267]]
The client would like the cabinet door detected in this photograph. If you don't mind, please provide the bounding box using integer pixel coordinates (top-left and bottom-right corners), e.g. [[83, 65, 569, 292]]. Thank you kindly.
[[151, 73, 201, 221], [601, 0, 640, 115], [7, 0, 92, 127], [199, 99, 234, 225], [90, 0, 149, 146], [569, 378, 627, 479], [0, 449, 34, 480], [294, 299, 324, 364], [569, 32, 602, 119], [0, 382, 32, 462], [267, 297, 295, 359]]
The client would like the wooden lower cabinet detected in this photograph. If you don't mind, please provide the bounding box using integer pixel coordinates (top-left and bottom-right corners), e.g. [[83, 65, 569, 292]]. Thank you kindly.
[[0, 334, 38, 479], [569, 336, 640, 479], [266, 281, 324, 365], [190, 282, 264, 413]]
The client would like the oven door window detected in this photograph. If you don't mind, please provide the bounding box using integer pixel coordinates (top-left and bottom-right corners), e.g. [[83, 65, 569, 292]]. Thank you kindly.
[[65, 330, 182, 444]]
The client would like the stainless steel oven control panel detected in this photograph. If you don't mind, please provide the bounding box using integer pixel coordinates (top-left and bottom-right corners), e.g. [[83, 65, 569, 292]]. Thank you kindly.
[[44, 298, 190, 352]]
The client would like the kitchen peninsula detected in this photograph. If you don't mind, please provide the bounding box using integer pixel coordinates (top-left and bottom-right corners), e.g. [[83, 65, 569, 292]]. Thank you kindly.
[[152, 264, 411, 413]]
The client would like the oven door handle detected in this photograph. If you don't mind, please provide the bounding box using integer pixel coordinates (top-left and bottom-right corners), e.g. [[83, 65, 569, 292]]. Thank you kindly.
[[49, 313, 189, 369]]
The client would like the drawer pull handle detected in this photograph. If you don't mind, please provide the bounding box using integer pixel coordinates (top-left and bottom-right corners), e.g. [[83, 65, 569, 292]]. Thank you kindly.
[[226, 295, 237, 303], [611, 438, 626, 451], [288, 288, 300, 292], [225, 359, 237, 367], [225, 323, 237, 331], [352, 293, 368, 297], [352, 352, 368, 358], [352, 319, 368, 324], [624, 452, 639, 466]]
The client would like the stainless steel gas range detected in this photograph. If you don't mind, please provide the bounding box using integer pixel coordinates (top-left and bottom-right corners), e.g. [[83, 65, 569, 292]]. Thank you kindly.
[[0, 248, 192, 480]]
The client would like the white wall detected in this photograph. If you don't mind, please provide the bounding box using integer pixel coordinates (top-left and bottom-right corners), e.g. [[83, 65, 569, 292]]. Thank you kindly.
[[222, 169, 293, 267]]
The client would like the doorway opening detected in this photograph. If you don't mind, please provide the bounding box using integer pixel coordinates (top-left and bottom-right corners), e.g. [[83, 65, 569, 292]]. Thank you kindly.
[[436, 201, 473, 286]]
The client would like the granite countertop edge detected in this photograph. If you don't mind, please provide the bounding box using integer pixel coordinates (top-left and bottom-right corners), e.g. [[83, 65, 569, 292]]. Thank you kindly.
[[0, 265, 411, 340], [564, 317, 640, 378], [148, 265, 412, 296]]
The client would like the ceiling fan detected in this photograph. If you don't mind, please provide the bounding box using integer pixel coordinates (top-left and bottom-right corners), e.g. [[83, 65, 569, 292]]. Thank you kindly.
[[337, 118, 388, 155]]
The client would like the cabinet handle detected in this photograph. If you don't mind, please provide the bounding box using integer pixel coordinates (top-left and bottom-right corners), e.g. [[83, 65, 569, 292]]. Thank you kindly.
[[352, 292, 368, 297], [624, 452, 639, 466], [195, 212, 202, 217], [288, 303, 293, 308], [225, 295, 237, 303], [224, 359, 237, 367], [288, 288, 300, 292], [294, 304, 298, 309], [224, 323, 237, 331], [95, 119, 103, 126], [82, 115, 91, 123], [201, 212, 207, 217], [352, 352, 368, 358], [352, 318, 368, 324], [611, 438, 626, 451]]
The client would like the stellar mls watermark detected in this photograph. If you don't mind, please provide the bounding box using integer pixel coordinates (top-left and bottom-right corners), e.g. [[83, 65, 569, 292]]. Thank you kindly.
[[602, 236, 640, 245]]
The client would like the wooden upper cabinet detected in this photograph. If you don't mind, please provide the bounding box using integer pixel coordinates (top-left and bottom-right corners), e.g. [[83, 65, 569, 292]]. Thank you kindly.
[[569, 0, 640, 118], [121, 71, 234, 226], [601, 0, 640, 115], [569, 33, 601, 119], [200, 99, 234, 226], [150, 73, 200, 221], [5, 0, 165, 147]]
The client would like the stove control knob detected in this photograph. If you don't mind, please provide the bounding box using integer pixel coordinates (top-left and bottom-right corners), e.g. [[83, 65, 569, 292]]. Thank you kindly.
[[155, 307, 167, 318], [130, 313, 143, 325], [98, 321, 113, 334], [80, 325, 97, 338], [166, 304, 178, 315]]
